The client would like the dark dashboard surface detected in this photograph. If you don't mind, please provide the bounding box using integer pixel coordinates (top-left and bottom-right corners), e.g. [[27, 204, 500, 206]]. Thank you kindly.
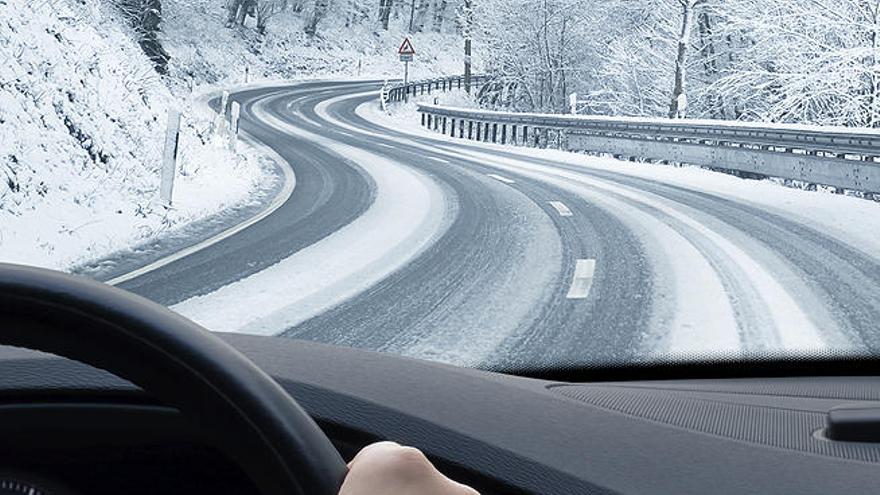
[[1, 334, 879, 494]]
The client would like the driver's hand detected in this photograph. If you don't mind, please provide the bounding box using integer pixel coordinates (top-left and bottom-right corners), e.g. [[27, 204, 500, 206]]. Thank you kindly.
[[339, 441, 479, 495]]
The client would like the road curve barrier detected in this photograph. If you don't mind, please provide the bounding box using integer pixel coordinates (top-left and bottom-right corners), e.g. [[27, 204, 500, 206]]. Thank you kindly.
[[416, 103, 880, 195], [385, 75, 492, 103]]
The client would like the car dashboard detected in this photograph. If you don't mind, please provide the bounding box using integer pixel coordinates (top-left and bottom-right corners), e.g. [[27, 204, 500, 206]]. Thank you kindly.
[[1, 335, 879, 494]]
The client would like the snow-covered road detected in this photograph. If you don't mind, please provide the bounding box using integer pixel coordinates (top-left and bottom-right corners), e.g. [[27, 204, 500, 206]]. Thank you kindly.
[[114, 80, 880, 369]]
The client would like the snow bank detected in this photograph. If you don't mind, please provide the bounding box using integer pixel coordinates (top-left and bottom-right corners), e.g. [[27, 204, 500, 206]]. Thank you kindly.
[[370, 99, 880, 262], [0, 0, 270, 270]]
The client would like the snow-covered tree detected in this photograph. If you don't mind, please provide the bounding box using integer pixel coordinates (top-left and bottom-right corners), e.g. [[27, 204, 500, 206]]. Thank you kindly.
[[667, 0, 709, 118], [303, 0, 330, 35], [475, 0, 595, 113], [113, 0, 170, 73], [377, 0, 393, 29], [256, 0, 289, 34], [710, 0, 880, 127]]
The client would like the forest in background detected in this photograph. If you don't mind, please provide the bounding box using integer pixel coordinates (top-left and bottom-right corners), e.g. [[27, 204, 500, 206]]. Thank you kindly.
[[118, 0, 880, 127], [476, 0, 880, 128]]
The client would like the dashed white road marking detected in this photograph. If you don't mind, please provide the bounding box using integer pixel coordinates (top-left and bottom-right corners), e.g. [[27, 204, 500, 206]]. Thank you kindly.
[[487, 173, 515, 184], [377, 143, 396, 149], [566, 259, 596, 299], [428, 157, 450, 163], [549, 201, 573, 217]]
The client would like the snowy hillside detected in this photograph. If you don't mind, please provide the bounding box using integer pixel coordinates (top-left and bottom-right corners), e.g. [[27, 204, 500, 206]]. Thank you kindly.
[[160, 0, 469, 91], [0, 0, 269, 270], [0, 0, 469, 271]]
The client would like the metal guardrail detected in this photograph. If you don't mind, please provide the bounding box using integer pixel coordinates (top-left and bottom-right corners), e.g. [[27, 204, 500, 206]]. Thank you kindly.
[[386, 75, 492, 103], [417, 104, 880, 193]]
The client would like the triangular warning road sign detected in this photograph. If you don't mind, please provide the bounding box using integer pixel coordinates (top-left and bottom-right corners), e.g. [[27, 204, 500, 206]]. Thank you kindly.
[[398, 37, 416, 55]]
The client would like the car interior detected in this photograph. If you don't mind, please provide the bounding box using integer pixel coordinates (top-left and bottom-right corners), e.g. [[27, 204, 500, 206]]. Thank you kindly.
[[2, 264, 880, 495]]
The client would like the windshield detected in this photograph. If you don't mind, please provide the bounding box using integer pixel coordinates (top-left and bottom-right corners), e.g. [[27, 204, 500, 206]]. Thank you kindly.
[[2, 0, 879, 374]]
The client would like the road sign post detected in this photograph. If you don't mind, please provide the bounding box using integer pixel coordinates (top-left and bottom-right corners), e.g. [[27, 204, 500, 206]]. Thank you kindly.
[[398, 37, 416, 101]]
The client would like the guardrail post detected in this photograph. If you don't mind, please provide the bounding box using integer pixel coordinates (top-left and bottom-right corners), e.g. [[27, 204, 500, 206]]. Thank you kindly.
[[421, 113, 426, 126], [442, 117, 447, 134], [511, 125, 517, 145], [501, 124, 507, 144], [476, 122, 482, 141], [451, 118, 456, 137], [492, 123, 498, 143]]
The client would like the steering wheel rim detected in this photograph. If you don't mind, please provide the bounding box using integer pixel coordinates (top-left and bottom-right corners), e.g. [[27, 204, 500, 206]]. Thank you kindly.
[[0, 263, 347, 495]]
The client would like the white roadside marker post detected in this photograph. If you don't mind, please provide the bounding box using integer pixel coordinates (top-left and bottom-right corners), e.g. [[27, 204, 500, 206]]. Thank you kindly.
[[380, 80, 390, 114], [161, 109, 181, 206], [230, 101, 241, 152], [215, 90, 230, 138]]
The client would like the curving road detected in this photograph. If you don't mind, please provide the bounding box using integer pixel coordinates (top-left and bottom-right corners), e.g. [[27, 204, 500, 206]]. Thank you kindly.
[[112, 80, 880, 370]]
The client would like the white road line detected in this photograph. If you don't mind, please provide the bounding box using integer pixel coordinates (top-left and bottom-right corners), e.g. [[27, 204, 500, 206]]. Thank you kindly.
[[487, 173, 515, 184], [174, 93, 454, 336], [428, 157, 450, 163], [106, 131, 296, 286], [376, 143, 396, 149], [566, 259, 596, 299], [549, 201, 573, 217]]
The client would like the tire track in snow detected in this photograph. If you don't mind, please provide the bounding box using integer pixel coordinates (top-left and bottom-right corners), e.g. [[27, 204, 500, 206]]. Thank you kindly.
[[171, 90, 455, 335], [294, 90, 652, 368]]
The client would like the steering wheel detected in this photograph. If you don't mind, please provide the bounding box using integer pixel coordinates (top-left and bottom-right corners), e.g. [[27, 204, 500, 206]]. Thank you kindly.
[[0, 263, 348, 495]]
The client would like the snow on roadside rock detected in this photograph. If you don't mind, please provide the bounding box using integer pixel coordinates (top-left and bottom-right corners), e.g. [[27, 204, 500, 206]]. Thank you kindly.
[[0, 0, 269, 271]]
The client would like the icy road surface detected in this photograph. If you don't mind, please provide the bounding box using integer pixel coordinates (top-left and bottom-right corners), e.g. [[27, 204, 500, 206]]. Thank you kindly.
[[112, 80, 880, 369]]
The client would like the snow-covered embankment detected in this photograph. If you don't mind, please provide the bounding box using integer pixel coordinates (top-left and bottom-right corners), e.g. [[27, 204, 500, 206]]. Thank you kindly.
[[0, 0, 271, 271]]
